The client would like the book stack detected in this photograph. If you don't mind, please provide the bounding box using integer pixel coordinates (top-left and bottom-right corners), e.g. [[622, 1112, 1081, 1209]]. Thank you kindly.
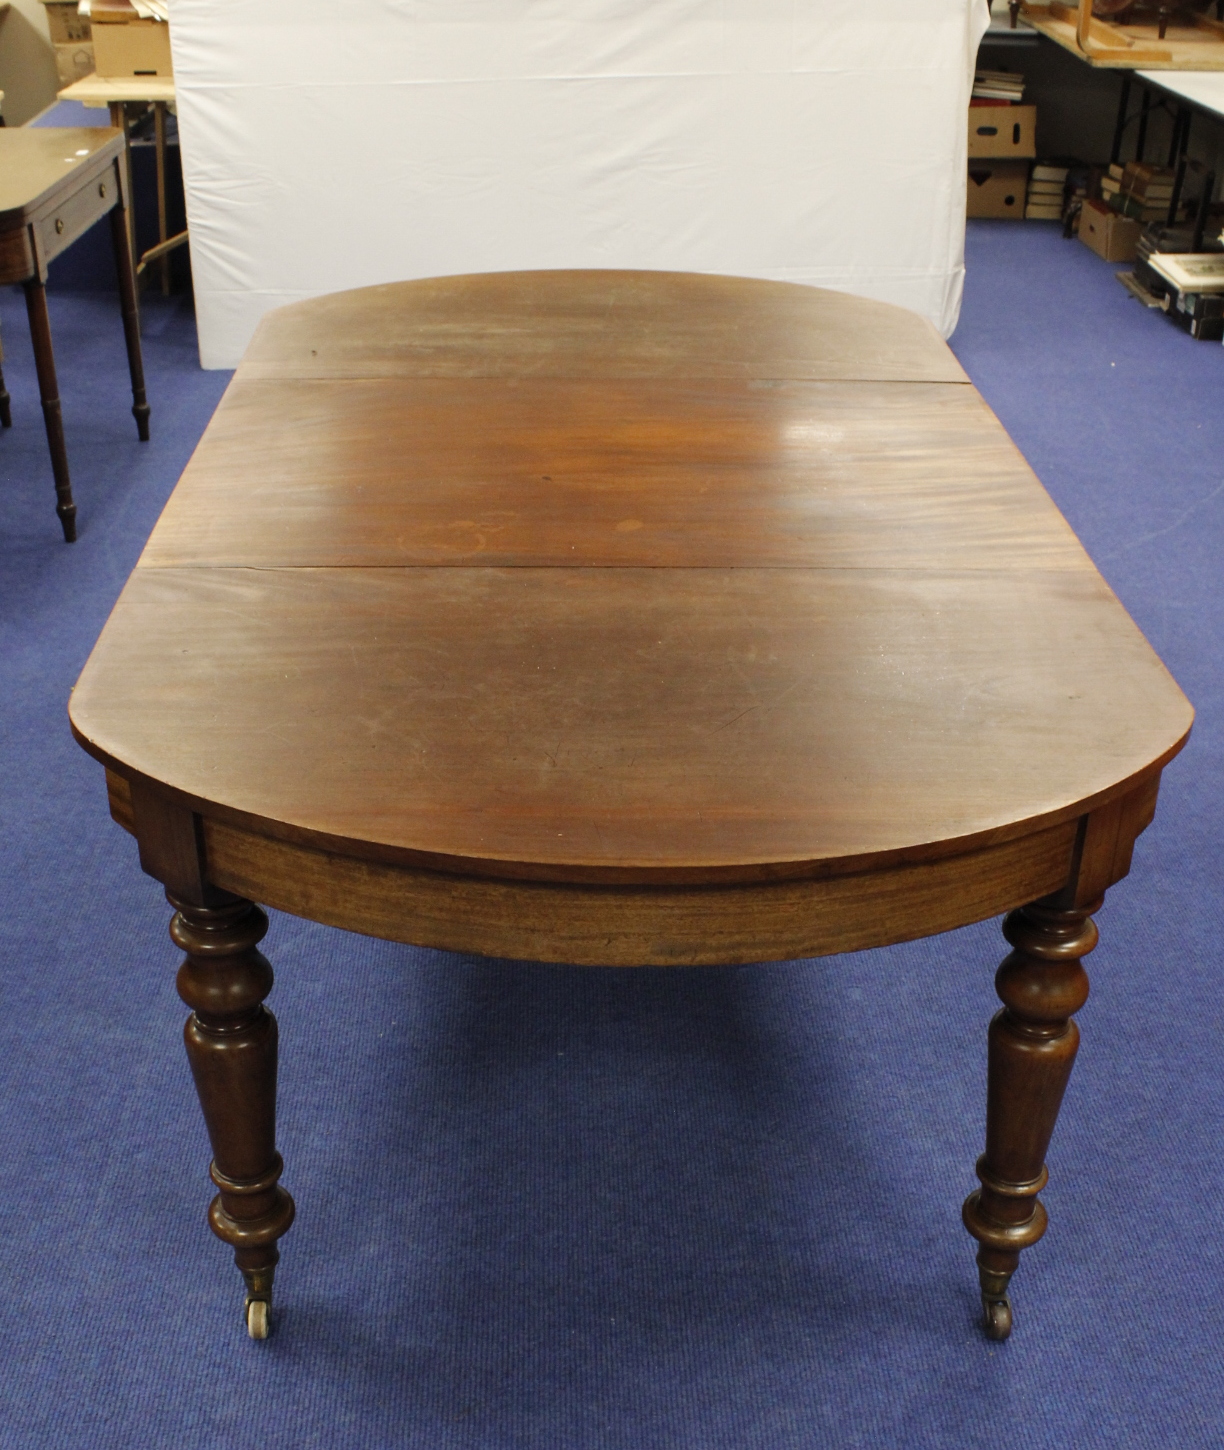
[[1148, 252, 1224, 293], [1101, 162, 1176, 223], [1146, 253, 1224, 341], [1134, 219, 1216, 296], [1026, 163, 1068, 221], [972, 69, 1024, 106]]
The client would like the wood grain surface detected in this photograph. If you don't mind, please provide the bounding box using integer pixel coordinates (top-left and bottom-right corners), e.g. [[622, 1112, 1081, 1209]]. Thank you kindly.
[[198, 811, 1087, 968], [71, 273, 1195, 1341], [70, 271, 1193, 948], [73, 561, 1188, 879], [237, 271, 969, 383], [0, 127, 121, 226], [142, 378, 1090, 571], [1020, 4, 1224, 68], [57, 74, 177, 107]]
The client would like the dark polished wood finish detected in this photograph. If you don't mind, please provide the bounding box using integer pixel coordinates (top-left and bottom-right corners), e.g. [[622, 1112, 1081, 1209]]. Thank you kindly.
[[126, 774, 294, 1336], [110, 203, 150, 442], [172, 895, 294, 1335], [962, 895, 1098, 1339], [0, 127, 150, 540], [69, 271, 1193, 1341], [24, 278, 75, 540]]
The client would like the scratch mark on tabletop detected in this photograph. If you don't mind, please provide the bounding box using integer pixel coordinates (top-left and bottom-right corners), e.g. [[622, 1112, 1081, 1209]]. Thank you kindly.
[[708, 704, 760, 735]]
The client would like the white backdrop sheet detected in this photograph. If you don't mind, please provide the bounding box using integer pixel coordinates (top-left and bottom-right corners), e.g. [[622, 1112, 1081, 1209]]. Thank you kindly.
[[170, 0, 990, 369]]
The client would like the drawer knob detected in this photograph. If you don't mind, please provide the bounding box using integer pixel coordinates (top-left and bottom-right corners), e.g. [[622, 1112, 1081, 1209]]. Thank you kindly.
[[55, 218, 65, 234], [99, 182, 107, 199]]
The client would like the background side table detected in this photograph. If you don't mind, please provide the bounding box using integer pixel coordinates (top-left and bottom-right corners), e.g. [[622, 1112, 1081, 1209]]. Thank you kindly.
[[57, 74, 183, 295], [0, 127, 149, 540]]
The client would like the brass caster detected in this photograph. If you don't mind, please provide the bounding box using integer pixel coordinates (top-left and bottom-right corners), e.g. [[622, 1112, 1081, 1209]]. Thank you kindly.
[[983, 1295, 1012, 1342], [246, 1298, 270, 1340]]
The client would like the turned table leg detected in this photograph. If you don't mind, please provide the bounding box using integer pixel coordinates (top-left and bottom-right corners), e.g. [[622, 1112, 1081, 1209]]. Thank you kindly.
[[962, 894, 1100, 1341], [109, 203, 150, 442], [23, 280, 76, 542], [170, 892, 295, 1339]]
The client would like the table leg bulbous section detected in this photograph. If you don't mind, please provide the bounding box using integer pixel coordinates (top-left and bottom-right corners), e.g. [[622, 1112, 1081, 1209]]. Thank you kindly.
[[170, 893, 295, 1339], [962, 895, 1100, 1342]]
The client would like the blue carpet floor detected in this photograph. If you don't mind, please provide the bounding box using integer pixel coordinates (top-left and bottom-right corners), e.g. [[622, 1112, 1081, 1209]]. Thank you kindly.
[[1, 224, 1222, 1449]]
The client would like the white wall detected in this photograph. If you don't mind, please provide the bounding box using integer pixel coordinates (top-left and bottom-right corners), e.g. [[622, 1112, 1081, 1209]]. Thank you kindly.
[[0, 0, 58, 125], [170, 0, 989, 369]]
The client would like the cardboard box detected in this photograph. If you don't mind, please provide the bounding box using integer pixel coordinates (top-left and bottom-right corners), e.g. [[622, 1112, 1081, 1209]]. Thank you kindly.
[[41, 2, 92, 44], [1079, 198, 1142, 263], [968, 105, 1037, 160], [967, 160, 1029, 219], [91, 18, 172, 77], [54, 40, 95, 86]]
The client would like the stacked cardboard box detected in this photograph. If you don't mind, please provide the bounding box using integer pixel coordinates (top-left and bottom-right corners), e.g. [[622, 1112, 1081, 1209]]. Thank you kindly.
[[968, 105, 1037, 160], [968, 160, 1029, 218], [967, 69, 1036, 218], [90, 0, 172, 78], [40, 1, 94, 87], [1079, 198, 1143, 262]]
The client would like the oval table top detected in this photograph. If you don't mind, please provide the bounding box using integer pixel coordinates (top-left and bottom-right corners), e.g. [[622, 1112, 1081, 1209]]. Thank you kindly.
[[70, 271, 1193, 962]]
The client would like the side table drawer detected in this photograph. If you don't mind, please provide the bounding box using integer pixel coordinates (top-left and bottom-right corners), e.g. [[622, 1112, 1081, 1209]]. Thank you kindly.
[[34, 158, 120, 269]]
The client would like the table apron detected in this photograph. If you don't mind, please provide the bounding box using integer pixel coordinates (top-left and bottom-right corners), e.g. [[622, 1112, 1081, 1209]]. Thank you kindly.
[[32, 154, 123, 276], [192, 814, 1083, 967], [103, 756, 1164, 967], [0, 151, 122, 286]]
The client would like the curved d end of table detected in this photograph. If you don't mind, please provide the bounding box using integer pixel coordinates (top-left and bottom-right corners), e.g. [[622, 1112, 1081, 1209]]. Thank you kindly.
[[68, 272, 1195, 1346]]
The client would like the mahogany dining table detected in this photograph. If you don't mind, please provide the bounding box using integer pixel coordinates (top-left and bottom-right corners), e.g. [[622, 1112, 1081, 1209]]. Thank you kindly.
[[68, 271, 1193, 1342]]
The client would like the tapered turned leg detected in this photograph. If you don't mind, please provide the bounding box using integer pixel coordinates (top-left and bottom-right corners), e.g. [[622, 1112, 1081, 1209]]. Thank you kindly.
[[24, 280, 76, 542], [962, 895, 1100, 1341], [109, 202, 150, 442], [170, 893, 295, 1338]]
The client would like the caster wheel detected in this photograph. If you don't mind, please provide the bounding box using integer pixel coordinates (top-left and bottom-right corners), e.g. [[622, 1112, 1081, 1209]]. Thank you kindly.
[[246, 1298, 270, 1340], [983, 1295, 1012, 1343]]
